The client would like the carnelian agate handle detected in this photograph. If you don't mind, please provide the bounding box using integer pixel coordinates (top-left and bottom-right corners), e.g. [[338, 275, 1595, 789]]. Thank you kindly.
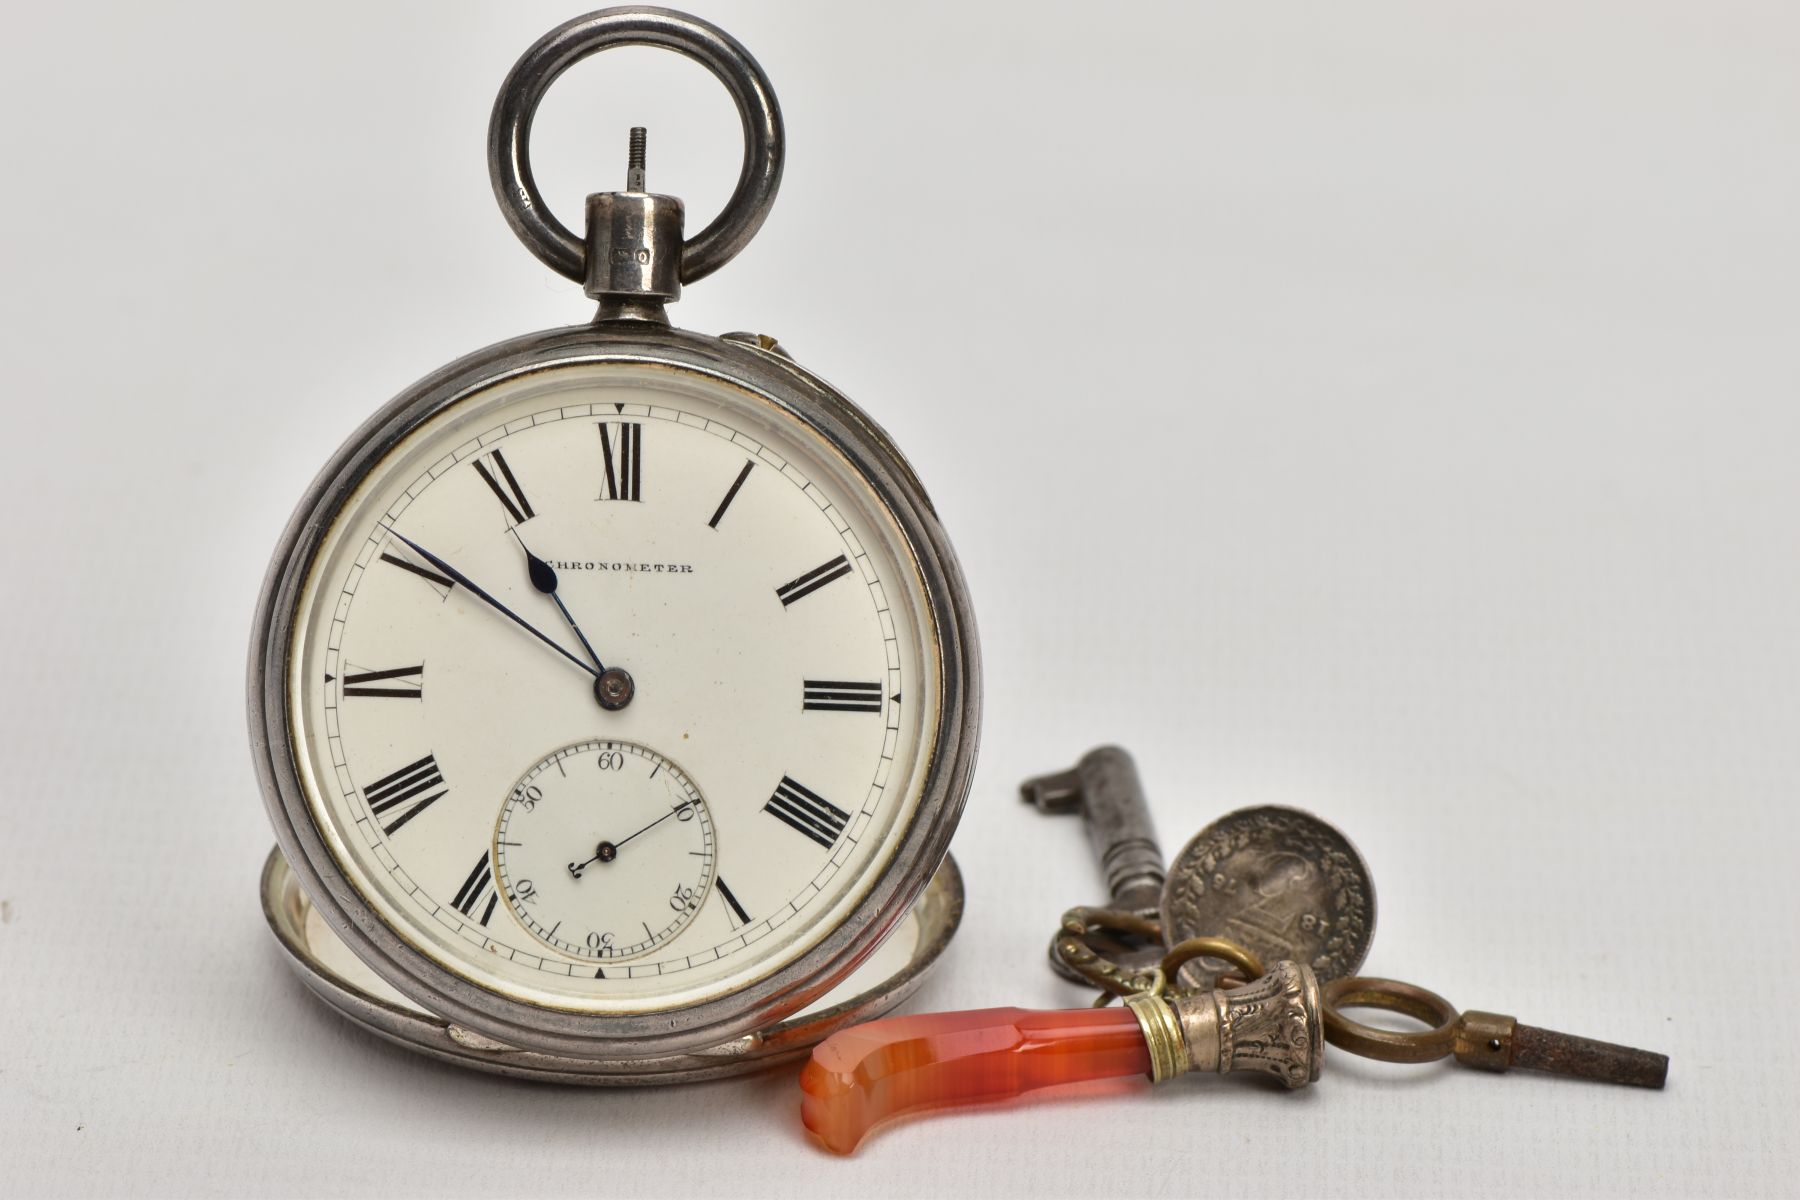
[[799, 1005, 1150, 1154]]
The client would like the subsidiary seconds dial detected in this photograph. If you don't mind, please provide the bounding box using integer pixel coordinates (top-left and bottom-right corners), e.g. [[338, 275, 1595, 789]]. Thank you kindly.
[[495, 741, 716, 962]]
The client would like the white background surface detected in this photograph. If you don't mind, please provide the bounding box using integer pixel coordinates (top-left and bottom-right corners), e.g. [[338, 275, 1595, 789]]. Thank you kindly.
[[2, 2, 1795, 1196]]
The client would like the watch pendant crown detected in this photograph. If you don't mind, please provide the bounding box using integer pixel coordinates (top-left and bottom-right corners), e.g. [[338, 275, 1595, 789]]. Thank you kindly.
[[584, 127, 686, 320]]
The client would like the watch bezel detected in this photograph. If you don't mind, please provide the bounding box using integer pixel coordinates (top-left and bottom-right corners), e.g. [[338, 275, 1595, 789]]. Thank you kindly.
[[248, 321, 979, 1060]]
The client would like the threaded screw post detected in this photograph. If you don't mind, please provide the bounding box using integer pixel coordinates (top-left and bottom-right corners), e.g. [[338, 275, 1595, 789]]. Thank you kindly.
[[626, 126, 647, 191]]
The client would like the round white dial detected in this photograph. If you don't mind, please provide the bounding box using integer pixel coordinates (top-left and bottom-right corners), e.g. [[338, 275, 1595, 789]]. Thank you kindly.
[[287, 361, 939, 1014], [495, 740, 715, 962]]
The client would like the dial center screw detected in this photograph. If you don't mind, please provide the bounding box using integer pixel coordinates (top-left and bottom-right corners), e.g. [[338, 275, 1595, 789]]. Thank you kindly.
[[595, 666, 636, 710]]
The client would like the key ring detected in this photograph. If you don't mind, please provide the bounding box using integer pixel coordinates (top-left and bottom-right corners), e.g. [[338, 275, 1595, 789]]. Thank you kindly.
[[1161, 937, 1264, 989], [1320, 976, 1462, 1064], [1052, 907, 1165, 1002], [488, 6, 785, 284], [1052, 908, 1267, 1004]]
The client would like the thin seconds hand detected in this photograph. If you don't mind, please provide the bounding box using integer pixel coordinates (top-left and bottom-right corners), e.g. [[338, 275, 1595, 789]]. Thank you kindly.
[[384, 528, 599, 678], [568, 802, 692, 879], [614, 799, 694, 850]]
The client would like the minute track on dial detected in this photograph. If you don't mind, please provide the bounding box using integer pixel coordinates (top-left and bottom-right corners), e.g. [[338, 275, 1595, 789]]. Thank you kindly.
[[292, 375, 935, 1004]]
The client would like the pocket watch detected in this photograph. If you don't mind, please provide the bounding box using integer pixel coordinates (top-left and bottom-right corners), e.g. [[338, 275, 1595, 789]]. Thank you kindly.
[[247, 7, 979, 1078]]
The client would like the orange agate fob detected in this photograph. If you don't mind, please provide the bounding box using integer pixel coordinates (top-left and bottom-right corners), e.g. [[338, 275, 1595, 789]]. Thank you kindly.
[[800, 1005, 1150, 1154]]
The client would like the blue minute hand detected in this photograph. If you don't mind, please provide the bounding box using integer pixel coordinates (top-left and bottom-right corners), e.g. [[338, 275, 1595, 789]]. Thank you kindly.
[[385, 529, 600, 679]]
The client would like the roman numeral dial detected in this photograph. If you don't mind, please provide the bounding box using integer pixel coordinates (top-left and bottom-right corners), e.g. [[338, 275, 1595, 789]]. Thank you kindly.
[[380, 548, 454, 595], [803, 680, 883, 712], [472, 448, 534, 526], [777, 555, 853, 606], [451, 851, 499, 927], [717, 877, 752, 928], [597, 421, 643, 501], [363, 753, 447, 836], [764, 776, 851, 849], [342, 664, 423, 699], [306, 380, 930, 1006], [708, 461, 754, 528]]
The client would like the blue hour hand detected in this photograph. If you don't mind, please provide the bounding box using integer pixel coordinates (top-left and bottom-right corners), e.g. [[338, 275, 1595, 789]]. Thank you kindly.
[[511, 531, 606, 672], [509, 531, 636, 711]]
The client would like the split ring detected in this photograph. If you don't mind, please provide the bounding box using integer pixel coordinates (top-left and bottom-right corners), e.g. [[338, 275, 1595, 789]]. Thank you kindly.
[[1161, 936, 1265, 987]]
